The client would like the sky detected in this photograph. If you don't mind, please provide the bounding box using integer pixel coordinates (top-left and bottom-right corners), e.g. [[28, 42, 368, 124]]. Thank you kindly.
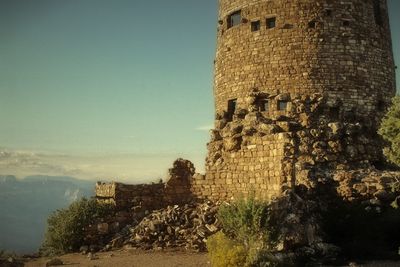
[[0, 0, 399, 182]]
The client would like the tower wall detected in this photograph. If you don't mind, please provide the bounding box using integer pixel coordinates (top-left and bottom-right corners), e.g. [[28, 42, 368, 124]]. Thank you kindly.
[[199, 0, 396, 201], [214, 0, 395, 120]]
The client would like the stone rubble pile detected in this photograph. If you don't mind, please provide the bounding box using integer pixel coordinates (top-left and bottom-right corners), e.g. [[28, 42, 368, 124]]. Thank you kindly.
[[202, 90, 390, 201], [334, 169, 400, 206], [105, 201, 220, 252]]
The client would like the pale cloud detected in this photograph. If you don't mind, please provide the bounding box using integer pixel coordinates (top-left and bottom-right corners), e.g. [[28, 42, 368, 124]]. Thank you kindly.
[[195, 124, 213, 131], [0, 149, 84, 178], [0, 148, 206, 184]]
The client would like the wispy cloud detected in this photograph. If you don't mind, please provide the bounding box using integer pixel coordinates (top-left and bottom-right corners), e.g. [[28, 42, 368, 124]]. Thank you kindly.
[[0, 148, 206, 183], [195, 124, 213, 131]]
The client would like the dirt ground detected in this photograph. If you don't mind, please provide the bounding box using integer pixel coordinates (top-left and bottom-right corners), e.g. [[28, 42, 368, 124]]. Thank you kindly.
[[24, 249, 211, 267], [24, 250, 400, 267]]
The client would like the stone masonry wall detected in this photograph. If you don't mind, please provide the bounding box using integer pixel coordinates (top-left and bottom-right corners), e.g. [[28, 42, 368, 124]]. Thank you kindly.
[[214, 0, 395, 124], [199, 0, 396, 201], [95, 182, 165, 211], [196, 89, 389, 201], [95, 159, 196, 212]]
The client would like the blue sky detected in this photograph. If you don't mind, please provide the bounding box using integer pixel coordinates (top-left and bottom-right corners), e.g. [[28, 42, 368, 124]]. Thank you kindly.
[[0, 0, 398, 182]]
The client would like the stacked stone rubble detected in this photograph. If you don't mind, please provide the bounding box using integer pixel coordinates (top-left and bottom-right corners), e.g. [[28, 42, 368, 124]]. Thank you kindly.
[[107, 201, 220, 252], [191, 90, 391, 201]]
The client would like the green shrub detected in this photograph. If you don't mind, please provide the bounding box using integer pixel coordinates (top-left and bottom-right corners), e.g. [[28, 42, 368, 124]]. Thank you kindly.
[[208, 195, 277, 266], [40, 198, 113, 256], [217, 194, 269, 246], [207, 232, 247, 267], [379, 95, 400, 166]]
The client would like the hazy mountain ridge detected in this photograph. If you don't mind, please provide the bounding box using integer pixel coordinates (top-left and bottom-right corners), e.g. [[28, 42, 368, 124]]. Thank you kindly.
[[0, 175, 95, 253]]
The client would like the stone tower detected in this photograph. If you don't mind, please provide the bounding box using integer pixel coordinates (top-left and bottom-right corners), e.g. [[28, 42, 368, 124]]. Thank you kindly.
[[193, 0, 396, 201]]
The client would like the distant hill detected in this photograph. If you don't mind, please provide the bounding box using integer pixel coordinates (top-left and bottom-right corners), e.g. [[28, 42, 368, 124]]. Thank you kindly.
[[0, 175, 95, 253]]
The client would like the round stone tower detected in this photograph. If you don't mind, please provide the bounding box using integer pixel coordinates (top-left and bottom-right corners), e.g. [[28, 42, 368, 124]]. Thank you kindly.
[[214, 0, 395, 121], [194, 0, 396, 201]]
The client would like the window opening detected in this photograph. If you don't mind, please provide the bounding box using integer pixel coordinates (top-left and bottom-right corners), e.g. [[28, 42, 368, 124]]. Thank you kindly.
[[227, 10, 241, 29], [266, 17, 276, 29], [325, 9, 333, 17], [251, 20, 261, 32], [328, 107, 340, 120], [278, 100, 288, 111], [377, 100, 386, 111], [258, 98, 269, 112], [227, 99, 237, 121], [373, 0, 383, 26]]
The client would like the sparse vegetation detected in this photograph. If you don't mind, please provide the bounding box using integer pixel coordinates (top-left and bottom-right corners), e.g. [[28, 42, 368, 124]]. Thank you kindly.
[[207, 195, 281, 267], [207, 232, 247, 267], [40, 198, 113, 256], [379, 96, 400, 166]]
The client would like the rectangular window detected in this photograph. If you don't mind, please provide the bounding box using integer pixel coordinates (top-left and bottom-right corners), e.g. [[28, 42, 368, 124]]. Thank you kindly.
[[258, 98, 269, 112], [227, 99, 237, 121], [342, 20, 350, 27], [278, 100, 288, 111], [251, 20, 260, 32], [373, 0, 383, 26], [227, 10, 241, 29], [266, 17, 276, 29], [325, 9, 333, 17]]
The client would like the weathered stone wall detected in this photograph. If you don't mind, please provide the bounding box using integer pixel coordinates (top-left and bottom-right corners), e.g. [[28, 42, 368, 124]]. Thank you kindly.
[[215, 0, 395, 121], [194, 131, 288, 200], [198, 88, 390, 201], [96, 182, 165, 211], [96, 159, 196, 212], [201, 0, 396, 201]]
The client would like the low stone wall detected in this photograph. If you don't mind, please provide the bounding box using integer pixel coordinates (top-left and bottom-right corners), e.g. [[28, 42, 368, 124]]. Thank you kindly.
[[96, 182, 165, 211], [95, 159, 197, 213]]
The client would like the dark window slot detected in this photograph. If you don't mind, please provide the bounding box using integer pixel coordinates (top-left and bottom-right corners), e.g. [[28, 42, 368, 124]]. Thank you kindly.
[[373, 0, 383, 26], [325, 9, 333, 17], [227, 99, 237, 121], [266, 17, 276, 29], [278, 100, 288, 111], [227, 10, 241, 29], [257, 98, 269, 112], [343, 20, 350, 27], [251, 20, 260, 32]]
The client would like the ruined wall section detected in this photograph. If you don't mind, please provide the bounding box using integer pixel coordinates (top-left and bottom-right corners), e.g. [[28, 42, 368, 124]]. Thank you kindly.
[[193, 132, 289, 200], [96, 159, 197, 212], [96, 182, 165, 212], [198, 89, 388, 201], [214, 0, 395, 126]]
